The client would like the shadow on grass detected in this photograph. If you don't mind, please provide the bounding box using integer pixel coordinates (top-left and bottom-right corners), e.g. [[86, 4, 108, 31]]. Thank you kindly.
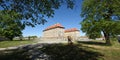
[[0, 49, 30, 60], [0, 40, 30, 42], [0, 43, 104, 60], [0, 44, 43, 60], [41, 44, 103, 60], [77, 41, 111, 46]]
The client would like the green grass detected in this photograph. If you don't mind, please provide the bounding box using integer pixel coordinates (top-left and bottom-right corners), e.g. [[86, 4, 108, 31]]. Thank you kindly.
[[98, 41, 120, 60], [77, 40, 120, 60], [0, 39, 120, 60], [0, 40, 36, 48], [40, 44, 103, 60]]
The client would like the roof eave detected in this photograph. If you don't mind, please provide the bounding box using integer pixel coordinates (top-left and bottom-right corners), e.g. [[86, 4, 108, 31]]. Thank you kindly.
[[43, 27, 65, 32]]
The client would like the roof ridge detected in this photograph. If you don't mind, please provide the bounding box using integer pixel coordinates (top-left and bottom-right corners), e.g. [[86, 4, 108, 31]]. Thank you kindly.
[[43, 23, 64, 31], [65, 28, 79, 32]]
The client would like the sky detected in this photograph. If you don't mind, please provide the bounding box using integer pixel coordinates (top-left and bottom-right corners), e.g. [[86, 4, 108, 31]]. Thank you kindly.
[[22, 0, 85, 37]]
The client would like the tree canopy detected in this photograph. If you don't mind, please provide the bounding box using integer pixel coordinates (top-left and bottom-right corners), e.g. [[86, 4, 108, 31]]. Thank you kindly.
[[0, 0, 75, 40], [0, 10, 25, 40], [81, 0, 120, 44], [0, 0, 74, 26]]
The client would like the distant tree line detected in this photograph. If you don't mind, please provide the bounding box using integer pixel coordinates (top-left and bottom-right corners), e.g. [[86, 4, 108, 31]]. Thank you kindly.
[[14, 36, 38, 40], [28, 36, 38, 40]]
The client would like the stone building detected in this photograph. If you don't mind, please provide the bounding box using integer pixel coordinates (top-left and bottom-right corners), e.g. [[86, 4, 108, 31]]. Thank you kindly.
[[42, 23, 80, 40], [64, 28, 80, 40]]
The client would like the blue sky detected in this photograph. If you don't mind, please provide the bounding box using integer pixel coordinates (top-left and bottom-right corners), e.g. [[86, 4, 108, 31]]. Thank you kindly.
[[22, 0, 85, 37]]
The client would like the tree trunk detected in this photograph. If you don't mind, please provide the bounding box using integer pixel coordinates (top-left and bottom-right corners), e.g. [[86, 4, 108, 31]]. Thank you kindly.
[[9, 37, 13, 41], [28, 37, 30, 40], [105, 35, 111, 45], [19, 37, 23, 40], [103, 31, 111, 45], [6, 36, 13, 41]]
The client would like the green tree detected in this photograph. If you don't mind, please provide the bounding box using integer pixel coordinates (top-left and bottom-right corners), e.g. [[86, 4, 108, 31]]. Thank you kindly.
[[0, 0, 74, 40], [31, 36, 37, 39], [0, 10, 25, 40], [27, 36, 37, 40], [81, 0, 120, 44], [0, 0, 74, 26]]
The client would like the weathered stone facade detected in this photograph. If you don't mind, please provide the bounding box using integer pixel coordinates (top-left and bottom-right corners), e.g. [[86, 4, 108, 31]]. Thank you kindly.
[[65, 30, 80, 40], [43, 28, 64, 38], [42, 23, 80, 40]]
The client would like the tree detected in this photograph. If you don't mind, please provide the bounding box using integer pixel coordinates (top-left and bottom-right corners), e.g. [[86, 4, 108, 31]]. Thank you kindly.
[[0, 10, 25, 40], [81, 0, 120, 44], [31, 36, 37, 39], [28, 36, 37, 40], [19, 34, 23, 40], [0, 0, 74, 27], [0, 0, 75, 40]]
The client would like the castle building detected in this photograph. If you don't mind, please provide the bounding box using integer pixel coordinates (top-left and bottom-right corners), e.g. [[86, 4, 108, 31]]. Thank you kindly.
[[64, 28, 80, 40], [42, 23, 80, 40]]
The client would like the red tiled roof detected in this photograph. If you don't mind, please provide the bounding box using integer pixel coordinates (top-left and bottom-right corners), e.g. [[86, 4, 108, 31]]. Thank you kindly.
[[43, 23, 64, 31], [65, 28, 79, 32]]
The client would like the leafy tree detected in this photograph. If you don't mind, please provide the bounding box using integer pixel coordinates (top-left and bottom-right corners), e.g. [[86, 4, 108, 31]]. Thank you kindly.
[[28, 36, 37, 40], [0, 0, 74, 26], [0, 10, 25, 40], [19, 34, 23, 40], [31, 36, 37, 39], [0, 0, 74, 40], [81, 0, 120, 44]]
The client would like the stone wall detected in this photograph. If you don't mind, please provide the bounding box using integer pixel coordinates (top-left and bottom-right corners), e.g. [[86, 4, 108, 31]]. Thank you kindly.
[[42, 28, 80, 40], [64, 31, 80, 40], [40, 37, 66, 40], [43, 28, 64, 38]]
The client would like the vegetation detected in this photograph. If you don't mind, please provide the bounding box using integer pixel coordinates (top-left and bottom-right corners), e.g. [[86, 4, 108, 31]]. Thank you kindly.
[[81, 0, 120, 44], [0, 0, 74, 40], [0, 40, 120, 60], [0, 40, 35, 48], [0, 10, 25, 40], [0, 43, 103, 60], [0, 47, 31, 60], [77, 40, 120, 60], [0, 0, 74, 26], [28, 36, 38, 40], [0, 0, 120, 59], [41, 44, 103, 60]]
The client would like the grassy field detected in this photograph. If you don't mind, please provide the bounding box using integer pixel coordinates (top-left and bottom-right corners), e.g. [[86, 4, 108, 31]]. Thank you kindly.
[[77, 40, 120, 60], [0, 40, 36, 48], [39, 40, 120, 60], [0, 39, 120, 60]]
